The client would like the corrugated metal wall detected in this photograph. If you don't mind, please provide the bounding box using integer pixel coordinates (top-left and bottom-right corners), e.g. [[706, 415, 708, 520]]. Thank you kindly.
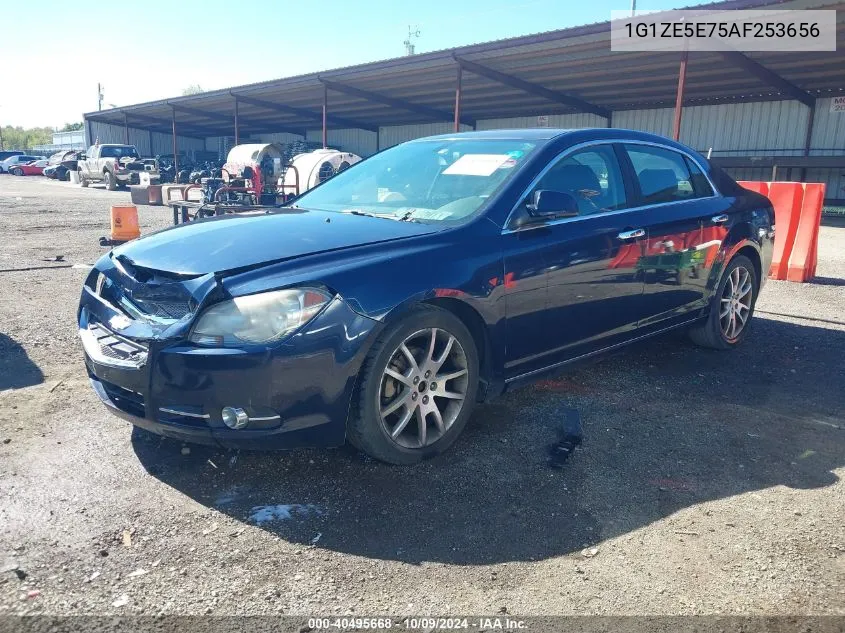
[[475, 113, 607, 130], [809, 97, 845, 156], [378, 122, 473, 149], [89, 97, 845, 198], [256, 132, 305, 144], [305, 129, 379, 157], [681, 101, 810, 156], [613, 108, 674, 137], [86, 120, 206, 157], [808, 168, 844, 200]]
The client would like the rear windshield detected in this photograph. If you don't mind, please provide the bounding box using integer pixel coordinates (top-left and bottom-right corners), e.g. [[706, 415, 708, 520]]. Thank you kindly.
[[100, 146, 139, 159]]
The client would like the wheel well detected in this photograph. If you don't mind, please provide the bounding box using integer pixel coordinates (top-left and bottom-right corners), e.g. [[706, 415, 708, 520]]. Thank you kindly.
[[422, 297, 493, 388], [735, 244, 762, 286]]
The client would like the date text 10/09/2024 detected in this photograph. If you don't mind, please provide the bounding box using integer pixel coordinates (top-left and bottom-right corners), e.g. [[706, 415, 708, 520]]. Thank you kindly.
[[307, 617, 528, 630]]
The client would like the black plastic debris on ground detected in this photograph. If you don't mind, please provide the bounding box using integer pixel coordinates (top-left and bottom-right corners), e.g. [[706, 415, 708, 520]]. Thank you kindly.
[[547, 407, 582, 469]]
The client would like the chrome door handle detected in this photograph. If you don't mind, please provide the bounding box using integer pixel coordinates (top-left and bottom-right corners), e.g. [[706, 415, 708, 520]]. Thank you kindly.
[[618, 228, 645, 240], [712, 214, 729, 224]]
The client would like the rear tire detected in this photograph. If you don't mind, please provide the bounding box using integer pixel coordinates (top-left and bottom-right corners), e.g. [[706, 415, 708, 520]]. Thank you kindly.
[[79, 169, 88, 187], [104, 171, 117, 191], [689, 255, 758, 350], [348, 306, 479, 465]]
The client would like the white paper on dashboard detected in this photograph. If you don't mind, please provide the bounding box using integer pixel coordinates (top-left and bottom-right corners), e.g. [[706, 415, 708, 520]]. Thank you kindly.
[[442, 154, 509, 177]]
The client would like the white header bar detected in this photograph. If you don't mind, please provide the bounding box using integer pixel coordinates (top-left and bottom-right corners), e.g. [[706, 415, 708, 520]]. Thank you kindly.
[[610, 9, 837, 52]]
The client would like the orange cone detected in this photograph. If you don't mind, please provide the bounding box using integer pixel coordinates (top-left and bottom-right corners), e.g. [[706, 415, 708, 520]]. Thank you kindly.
[[110, 205, 141, 242]]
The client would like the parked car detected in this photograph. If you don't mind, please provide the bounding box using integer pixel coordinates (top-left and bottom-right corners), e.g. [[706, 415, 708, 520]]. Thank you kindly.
[[78, 144, 159, 190], [9, 159, 49, 176], [0, 150, 24, 162], [44, 150, 84, 181], [78, 129, 775, 464], [0, 154, 45, 174]]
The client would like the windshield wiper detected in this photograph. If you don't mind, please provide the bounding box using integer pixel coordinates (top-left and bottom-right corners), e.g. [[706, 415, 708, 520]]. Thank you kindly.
[[396, 209, 422, 222], [342, 209, 402, 220]]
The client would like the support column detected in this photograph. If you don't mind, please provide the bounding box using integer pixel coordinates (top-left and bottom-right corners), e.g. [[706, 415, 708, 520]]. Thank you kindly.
[[322, 84, 328, 148], [123, 112, 129, 145], [454, 64, 463, 133], [171, 107, 178, 183], [800, 100, 816, 181], [672, 50, 688, 142], [148, 130, 153, 157], [233, 96, 240, 146]]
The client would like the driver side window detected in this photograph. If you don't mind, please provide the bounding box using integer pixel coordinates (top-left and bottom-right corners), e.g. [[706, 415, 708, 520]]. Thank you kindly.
[[535, 144, 627, 216]]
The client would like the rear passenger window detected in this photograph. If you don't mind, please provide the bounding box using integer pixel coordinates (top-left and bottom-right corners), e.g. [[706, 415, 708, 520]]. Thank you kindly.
[[535, 144, 627, 216], [625, 144, 713, 204]]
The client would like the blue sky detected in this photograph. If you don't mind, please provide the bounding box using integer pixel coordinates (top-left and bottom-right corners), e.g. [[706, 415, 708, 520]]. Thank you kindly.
[[1, 0, 708, 128]]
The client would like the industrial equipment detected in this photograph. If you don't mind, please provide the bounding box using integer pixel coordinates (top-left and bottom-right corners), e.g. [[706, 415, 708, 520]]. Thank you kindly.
[[165, 144, 362, 225], [281, 148, 362, 194], [222, 143, 286, 206]]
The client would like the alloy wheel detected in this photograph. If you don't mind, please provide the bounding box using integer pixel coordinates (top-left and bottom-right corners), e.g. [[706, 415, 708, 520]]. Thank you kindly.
[[720, 265, 753, 340], [377, 328, 469, 449]]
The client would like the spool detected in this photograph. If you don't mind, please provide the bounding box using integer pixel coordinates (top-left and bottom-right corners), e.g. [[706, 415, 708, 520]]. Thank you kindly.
[[110, 205, 140, 242]]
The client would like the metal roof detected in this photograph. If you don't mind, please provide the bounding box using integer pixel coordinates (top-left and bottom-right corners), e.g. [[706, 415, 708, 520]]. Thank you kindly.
[[84, 0, 845, 139]]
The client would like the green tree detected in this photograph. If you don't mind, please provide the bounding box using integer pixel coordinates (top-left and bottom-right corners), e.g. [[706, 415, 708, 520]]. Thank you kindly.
[[0, 126, 53, 150], [60, 122, 84, 132], [182, 84, 203, 96]]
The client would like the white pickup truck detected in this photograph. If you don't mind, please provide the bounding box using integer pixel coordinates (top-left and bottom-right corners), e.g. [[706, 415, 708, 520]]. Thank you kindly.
[[78, 144, 160, 190]]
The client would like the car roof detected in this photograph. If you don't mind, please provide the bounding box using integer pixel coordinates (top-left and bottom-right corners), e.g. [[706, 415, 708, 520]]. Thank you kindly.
[[413, 128, 571, 142], [408, 127, 703, 157]]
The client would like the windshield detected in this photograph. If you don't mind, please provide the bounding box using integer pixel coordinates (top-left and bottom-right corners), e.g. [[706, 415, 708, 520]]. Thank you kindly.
[[292, 138, 537, 223], [101, 146, 139, 159]]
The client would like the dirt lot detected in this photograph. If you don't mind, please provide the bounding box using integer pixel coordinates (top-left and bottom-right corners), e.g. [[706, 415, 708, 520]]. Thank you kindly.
[[0, 176, 843, 617]]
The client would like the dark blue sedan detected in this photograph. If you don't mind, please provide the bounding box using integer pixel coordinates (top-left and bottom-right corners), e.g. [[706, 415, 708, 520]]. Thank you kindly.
[[78, 128, 775, 464]]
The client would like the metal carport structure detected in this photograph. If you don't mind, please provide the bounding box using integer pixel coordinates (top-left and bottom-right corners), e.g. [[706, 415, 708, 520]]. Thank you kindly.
[[83, 0, 845, 197]]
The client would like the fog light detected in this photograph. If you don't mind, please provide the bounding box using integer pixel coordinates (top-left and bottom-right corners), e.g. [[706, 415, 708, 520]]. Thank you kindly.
[[221, 407, 249, 430]]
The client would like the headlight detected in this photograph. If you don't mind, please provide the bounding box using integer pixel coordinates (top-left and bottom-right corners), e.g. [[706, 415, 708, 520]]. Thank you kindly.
[[189, 287, 332, 346]]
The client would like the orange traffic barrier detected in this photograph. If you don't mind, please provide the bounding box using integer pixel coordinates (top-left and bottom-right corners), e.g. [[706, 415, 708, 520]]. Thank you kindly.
[[738, 181, 825, 282], [110, 205, 141, 242], [787, 183, 825, 282], [766, 182, 803, 280], [738, 181, 769, 197]]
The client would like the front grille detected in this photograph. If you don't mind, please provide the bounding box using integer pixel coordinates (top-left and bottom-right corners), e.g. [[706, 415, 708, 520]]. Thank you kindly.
[[100, 377, 145, 417], [91, 257, 200, 324], [128, 296, 192, 320], [87, 322, 148, 367]]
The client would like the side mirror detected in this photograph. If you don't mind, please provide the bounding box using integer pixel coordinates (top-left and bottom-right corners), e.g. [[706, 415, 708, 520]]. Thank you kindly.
[[526, 189, 579, 219]]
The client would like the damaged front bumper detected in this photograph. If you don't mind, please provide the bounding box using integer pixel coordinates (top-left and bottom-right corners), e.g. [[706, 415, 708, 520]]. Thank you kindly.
[[77, 256, 379, 450]]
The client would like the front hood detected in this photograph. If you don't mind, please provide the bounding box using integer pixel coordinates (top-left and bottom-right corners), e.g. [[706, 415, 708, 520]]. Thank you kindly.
[[113, 208, 438, 275]]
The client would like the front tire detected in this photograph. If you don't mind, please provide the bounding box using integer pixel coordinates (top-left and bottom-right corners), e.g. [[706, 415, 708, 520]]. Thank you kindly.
[[11, 168, 22, 176], [689, 254, 758, 350], [348, 306, 479, 465]]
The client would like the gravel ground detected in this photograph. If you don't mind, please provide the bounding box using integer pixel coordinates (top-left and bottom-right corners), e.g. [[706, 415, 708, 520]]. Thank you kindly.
[[0, 176, 843, 617]]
